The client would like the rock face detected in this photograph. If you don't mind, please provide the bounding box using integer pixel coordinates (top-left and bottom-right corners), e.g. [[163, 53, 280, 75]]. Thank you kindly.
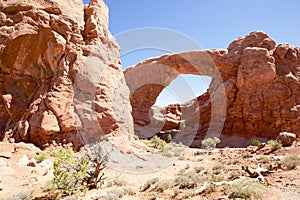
[[0, 0, 133, 149], [276, 132, 296, 147], [125, 32, 300, 147]]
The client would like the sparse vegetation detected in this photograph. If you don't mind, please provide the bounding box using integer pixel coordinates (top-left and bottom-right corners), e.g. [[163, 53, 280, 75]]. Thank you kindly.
[[257, 156, 270, 164], [140, 178, 159, 192], [152, 180, 170, 192], [48, 144, 108, 196], [251, 139, 261, 146], [5, 190, 34, 200], [34, 151, 49, 163], [268, 140, 282, 151], [194, 166, 205, 173], [50, 147, 90, 196], [281, 155, 300, 170], [212, 162, 225, 174], [150, 135, 167, 150], [201, 137, 221, 150], [162, 146, 172, 157], [179, 120, 186, 130], [242, 152, 252, 158], [167, 133, 173, 143], [174, 170, 200, 189], [229, 170, 241, 180], [212, 175, 225, 182], [104, 187, 135, 200], [225, 181, 265, 199]]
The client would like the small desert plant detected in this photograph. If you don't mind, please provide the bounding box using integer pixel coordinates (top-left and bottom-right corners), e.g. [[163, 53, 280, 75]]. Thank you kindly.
[[49, 144, 108, 196], [225, 181, 264, 199], [194, 166, 205, 173], [161, 146, 172, 157], [179, 120, 186, 130], [174, 170, 200, 189], [104, 187, 135, 200], [229, 170, 241, 180], [242, 152, 252, 158], [281, 155, 300, 170], [228, 158, 240, 165], [152, 180, 170, 192], [5, 190, 34, 200], [106, 175, 128, 187], [150, 135, 167, 149], [212, 175, 225, 182], [257, 156, 270, 164], [34, 151, 49, 163], [201, 137, 221, 150], [268, 140, 282, 151], [51, 148, 90, 196], [251, 139, 261, 146], [166, 133, 173, 143], [212, 162, 225, 174], [140, 178, 159, 192]]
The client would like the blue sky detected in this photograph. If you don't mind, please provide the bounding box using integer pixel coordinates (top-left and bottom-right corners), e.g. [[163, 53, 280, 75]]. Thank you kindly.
[[83, 0, 300, 106]]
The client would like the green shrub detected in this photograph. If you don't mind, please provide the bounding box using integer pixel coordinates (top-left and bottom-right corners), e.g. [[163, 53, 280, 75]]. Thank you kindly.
[[150, 135, 167, 150], [152, 180, 170, 192], [162, 146, 172, 157], [225, 181, 264, 199], [212, 162, 225, 174], [267, 140, 282, 151], [174, 170, 200, 189], [49, 144, 108, 196], [229, 170, 240, 180], [212, 175, 225, 182], [257, 156, 270, 164], [167, 133, 173, 143], [281, 155, 300, 170], [201, 137, 221, 150], [251, 139, 261, 146], [179, 120, 186, 130], [34, 151, 49, 163], [51, 148, 90, 196]]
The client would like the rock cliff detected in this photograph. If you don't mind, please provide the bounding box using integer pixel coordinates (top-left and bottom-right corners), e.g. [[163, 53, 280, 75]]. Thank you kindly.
[[0, 0, 133, 149], [125, 32, 300, 147]]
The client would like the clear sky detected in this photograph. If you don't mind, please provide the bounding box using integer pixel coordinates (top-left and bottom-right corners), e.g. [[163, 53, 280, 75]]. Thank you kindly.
[[83, 0, 300, 106]]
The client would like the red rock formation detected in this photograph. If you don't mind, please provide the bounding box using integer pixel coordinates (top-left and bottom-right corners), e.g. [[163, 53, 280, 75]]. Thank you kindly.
[[0, 0, 133, 149], [125, 32, 300, 147]]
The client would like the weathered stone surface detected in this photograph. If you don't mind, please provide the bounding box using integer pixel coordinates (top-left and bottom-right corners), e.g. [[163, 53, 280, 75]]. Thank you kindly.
[[276, 132, 296, 147], [125, 31, 300, 147], [0, 151, 12, 159], [0, 166, 15, 175], [0, 0, 133, 149]]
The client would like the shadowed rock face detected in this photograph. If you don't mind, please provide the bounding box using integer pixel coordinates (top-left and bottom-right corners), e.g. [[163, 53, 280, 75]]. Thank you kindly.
[[125, 32, 300, 147], [0, 0, 133, 149]]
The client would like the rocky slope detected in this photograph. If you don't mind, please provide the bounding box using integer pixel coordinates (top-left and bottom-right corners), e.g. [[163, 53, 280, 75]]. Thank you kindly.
[[0, 0, 133, 149], [125, 32, 300, 147]]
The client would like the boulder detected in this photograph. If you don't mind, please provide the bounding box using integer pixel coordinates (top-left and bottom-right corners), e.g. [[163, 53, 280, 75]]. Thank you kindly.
[[276, 132, 296, 147]]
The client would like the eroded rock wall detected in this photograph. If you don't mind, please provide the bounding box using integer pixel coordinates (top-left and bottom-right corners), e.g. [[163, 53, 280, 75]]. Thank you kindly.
[[0, 0, 133, 149]]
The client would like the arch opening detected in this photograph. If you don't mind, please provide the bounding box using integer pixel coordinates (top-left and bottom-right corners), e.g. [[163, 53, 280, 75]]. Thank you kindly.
[[154, 74, 212, 107]]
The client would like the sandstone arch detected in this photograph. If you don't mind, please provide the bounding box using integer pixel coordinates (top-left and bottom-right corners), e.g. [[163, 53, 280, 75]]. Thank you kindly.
[[125, 32, 300, 147], [124, 51, 227, 145]]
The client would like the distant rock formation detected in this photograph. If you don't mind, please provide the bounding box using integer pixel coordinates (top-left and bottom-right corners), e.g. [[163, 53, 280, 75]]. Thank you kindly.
[[0, 0, 133, 149], [125, 32, 300, 147]]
